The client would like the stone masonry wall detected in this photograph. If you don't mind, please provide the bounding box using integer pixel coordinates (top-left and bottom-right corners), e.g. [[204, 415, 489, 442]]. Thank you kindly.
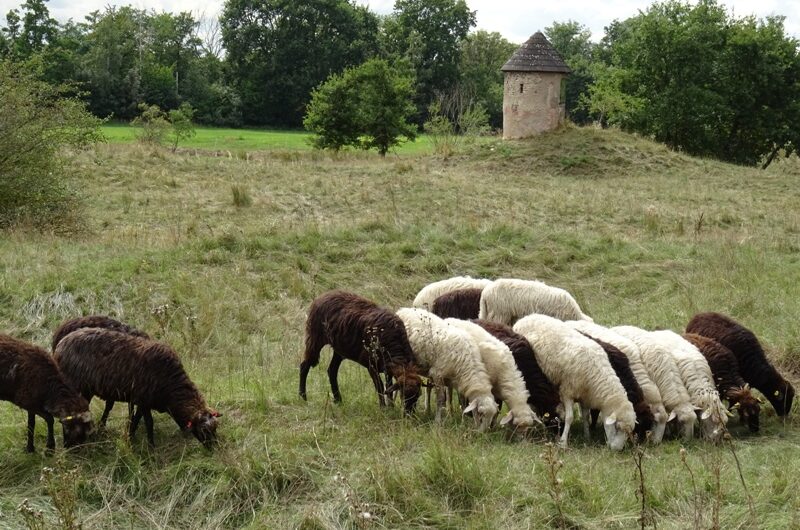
[[502, 71, 566, 139]]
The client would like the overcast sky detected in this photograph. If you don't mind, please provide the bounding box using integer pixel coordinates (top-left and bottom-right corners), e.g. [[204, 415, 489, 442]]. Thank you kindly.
[[2, 0, 798, 43]]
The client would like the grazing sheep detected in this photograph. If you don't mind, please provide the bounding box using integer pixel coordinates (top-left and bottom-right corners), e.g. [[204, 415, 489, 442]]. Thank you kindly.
[[686, 312, 795, 416], [396, 308, 498, 430], [431, 288, 482, 320], [444, 318, 537, 430], [684, 333, 761, 432], [54, 328, 220, 448], [649, 330, 728, 441], [578, 334, 655, 442], [300, 291, 421, 413], [52, 315, 150, 426], [611, 326, 697, 441], [566, 320, 668, 443], [1, 334, 92, 452], [412, 276, 492, 311], [473, 319, 561, 430], [479, 278, 592, 326], [513, 314, 635, 450]]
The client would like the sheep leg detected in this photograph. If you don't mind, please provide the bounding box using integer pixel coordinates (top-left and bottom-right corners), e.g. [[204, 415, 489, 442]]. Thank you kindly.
[[425, 385, 433, 415], [559, 399, 574, 449], [142, 408, 155, 447], [435, 386, 447, 424], [581, 405, 592, 441], [26, 412, 36, 453], [100, 400, 115, 427], [43, 413, 55, 451], [326, 352, 345, 403], [299, 360, 313, 401], [367, 366, 387, 407], [129, 407, 143, 440]]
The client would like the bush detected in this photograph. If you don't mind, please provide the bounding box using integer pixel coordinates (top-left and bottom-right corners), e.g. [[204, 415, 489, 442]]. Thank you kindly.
[[167, 102, 196, 152], [0, 58, 103, 228], [131, 103, 169, 146]]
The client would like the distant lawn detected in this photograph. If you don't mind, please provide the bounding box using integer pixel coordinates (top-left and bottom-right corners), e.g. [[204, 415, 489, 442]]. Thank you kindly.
[[101, 123, 434, 155]]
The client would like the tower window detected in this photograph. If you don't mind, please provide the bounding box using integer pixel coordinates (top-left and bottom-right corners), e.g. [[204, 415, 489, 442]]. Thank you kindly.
[[519, 83, 524, 94]]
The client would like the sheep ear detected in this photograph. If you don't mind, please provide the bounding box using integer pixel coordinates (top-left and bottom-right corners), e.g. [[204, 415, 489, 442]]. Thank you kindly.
[[667, 410, 677, 422], [743, 383, 750, 391], [604, 413, 616, 426], [499, 412, 513, 426], [701, 409, 712, 420], [463, 400, 477, 414]]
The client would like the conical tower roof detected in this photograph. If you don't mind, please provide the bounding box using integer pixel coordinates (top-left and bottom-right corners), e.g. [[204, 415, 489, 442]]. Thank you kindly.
[[501, 31, 571, 73]]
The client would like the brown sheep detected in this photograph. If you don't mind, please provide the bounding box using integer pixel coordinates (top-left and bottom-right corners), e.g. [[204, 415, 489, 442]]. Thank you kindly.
[[1, 334, 92, 452], [54, 328, 220, 448], [431, 288, 482, 320], [686, 312, 795, 416], [683, 333, 761, 432], [52, 315, 150, 426], [300, 290, 422, 413]]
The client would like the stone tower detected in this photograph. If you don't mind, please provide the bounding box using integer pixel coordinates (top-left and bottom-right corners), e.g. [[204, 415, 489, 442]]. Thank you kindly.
[[501, 32, 571, 139]]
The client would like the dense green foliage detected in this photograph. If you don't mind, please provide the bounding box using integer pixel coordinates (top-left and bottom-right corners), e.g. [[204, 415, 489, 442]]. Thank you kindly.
[[457, 30, 516, 129], [0, 59, 102, 227], [544, 21, 595, 125], [304, 58, 417, 155]]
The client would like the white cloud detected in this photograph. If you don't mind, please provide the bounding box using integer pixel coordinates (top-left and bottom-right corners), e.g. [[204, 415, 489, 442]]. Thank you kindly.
[[1, 0, 797, 43]]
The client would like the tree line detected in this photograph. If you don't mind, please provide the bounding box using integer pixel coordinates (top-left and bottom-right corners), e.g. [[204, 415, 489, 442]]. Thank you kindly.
[[2, 0, 799, 167]]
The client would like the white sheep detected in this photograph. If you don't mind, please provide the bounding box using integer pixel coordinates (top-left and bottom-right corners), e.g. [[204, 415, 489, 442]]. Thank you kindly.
[[611, 326, 698, 441], [479, 278, 593, 325], [445, 318, 537, 430], [513, 314, 635, 450], [650, 330, 728, 441], [396, 308, 498, 430], [566, 320, 669, 443], [413, 276, 492, 311]]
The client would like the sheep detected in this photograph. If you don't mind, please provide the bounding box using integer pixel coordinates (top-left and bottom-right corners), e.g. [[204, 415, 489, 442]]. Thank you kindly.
[[412, 276, 492, 311], [1, 334, 92, 452], [396, 307, 498, 430], [513, 314, 635, 450], [686, 312, 795, 416], [54, 328, 220, 448], [648, 330, 728, 441], [566, 320, 669, 443], [444, 318, 537, 430], [683, 333, 761, 433], [300, 291, 422, 413], [473, 319, 562, 431], [479, 278, 593, 326], [610, 326, 697, 441], [431, 288, 482, 320], [577, 334, 655, 442], [52, 315, 150, 427]]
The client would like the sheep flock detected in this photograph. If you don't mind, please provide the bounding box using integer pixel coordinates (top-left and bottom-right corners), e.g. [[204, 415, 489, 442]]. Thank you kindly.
[[0, 275, 796, 455]]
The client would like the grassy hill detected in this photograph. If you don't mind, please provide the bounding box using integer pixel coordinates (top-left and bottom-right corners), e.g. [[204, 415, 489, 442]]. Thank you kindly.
[[0, 126, 798, 528]]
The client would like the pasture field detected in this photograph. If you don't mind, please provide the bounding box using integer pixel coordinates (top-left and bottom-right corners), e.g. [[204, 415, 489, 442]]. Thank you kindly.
[[100, 123, 435, 155], [1, 126, 799, 529]]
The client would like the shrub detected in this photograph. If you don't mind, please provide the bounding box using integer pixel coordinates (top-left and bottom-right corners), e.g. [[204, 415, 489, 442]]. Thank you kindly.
[[0, 58, 103, 228], [131, 103, 169, 146], [167, 102, 196, 153]]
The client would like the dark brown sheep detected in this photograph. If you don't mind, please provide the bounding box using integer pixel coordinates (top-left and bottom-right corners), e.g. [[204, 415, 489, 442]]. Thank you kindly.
[[581, 333, 655, 441], [431, 288, 482, 320], [300, 290, 422, 413], [54, 328, 219, 448], [52, 315, 150, 426], [686, 312, 795, 416], [472, 319, 561, 431], [684, 333, 761, 432], [0, 334, 92, 452]]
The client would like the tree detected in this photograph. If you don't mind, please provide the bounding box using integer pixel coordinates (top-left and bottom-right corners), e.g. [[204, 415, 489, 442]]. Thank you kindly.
[[167, 102, 196, 152], [458, 30, 517, 128], [0, 58, 103, 227], [304, 58, 416, 156], [544, 21, 596, 124], [221, 0, 380, 126], [382, 0, 476, 123]]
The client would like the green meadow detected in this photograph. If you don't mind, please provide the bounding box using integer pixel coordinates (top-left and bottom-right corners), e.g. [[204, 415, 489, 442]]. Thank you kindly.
[[0, 126, 798, 528]]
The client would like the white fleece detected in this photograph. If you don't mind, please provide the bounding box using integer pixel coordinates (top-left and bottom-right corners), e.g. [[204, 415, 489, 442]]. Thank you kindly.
[[566, 320, 669, 443], [413, 276, 493, 311], [513, 314, 635, 450], [396, 308, 498, 428], [650, 330, 728, 441], [611, 326, 698, 440], [479, 278, 593, 325], [445, 318, 536, 428]]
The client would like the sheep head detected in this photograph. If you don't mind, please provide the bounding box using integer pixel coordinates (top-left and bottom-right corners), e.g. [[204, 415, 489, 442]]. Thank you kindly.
[[728, 385, 760, 433], [60, 411, 93, 448], [187, 408, 222, 449], [463, 396, 498, 432], [386, 366, 422, 414], [603, 413, 632, 451]]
